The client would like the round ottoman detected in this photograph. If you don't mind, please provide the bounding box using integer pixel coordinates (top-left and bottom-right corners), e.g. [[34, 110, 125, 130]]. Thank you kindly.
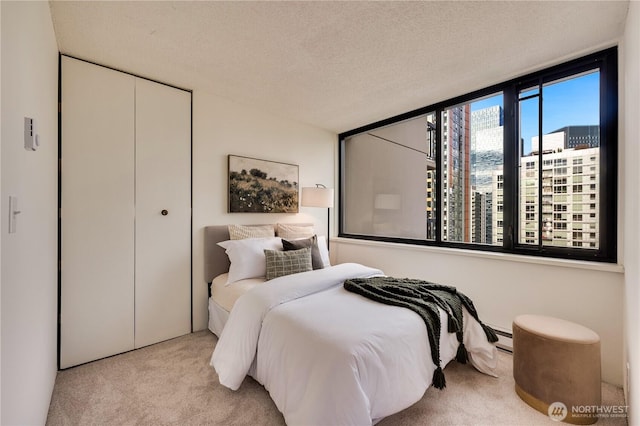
[[513, 315, 601, 424]]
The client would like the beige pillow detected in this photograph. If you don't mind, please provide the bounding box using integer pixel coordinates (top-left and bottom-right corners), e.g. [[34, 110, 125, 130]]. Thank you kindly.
[[276, 223, 314, 239], [228, 224, 275, 240]]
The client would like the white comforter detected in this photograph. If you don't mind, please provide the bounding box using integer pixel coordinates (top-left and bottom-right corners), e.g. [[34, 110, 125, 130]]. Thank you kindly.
[[211, 263, 497, 425]]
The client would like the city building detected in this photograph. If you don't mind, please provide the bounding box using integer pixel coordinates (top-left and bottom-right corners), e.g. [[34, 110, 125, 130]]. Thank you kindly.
[[492, 147, 600, 248], [441, 105, 471, 242], [470, 105, 503, 244], [553, 125, 600, 149]]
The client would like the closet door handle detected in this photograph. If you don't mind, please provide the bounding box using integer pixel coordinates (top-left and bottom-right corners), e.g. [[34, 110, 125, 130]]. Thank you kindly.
[[161, 209, 168, 216]]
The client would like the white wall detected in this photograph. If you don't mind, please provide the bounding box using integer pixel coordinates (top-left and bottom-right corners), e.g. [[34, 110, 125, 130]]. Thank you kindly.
[[623, 1, 640, 423], [1, 1, 59, 424], [192, 91, 336, 331]]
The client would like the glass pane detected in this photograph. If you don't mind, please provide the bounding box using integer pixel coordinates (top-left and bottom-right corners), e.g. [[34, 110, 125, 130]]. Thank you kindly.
[[518, 88, 540, 245], [541, 71, 600, 249], [425, 113, 437, 240], [517, 72, 600, 250], [343, 113, 435, 240], [441, 93, 503, 245]]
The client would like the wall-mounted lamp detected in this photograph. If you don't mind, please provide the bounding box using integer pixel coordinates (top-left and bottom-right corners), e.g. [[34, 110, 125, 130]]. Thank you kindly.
[[301, 184, 334, 249]]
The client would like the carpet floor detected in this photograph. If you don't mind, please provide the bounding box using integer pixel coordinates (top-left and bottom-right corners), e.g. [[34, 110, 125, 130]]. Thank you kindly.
[[46, 330, 627, 425]]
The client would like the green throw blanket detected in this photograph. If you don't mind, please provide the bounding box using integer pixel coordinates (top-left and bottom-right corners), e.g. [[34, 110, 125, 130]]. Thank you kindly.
[[343, 276, 498, 390]]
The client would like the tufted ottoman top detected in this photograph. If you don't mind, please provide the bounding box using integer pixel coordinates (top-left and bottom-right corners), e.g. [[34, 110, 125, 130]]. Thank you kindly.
[[514, 314, 599, 344]]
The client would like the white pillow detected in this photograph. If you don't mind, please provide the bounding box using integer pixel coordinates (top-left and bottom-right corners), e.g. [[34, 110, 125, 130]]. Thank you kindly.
[[218, 237, 282, 284], [276, 223, 315, 239], [317, 235, 331, 267], [228, 224, 275, 240]]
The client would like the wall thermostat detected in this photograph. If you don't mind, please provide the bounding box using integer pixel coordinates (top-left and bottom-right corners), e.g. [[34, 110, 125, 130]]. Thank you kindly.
[[24, 117, 40, 151]]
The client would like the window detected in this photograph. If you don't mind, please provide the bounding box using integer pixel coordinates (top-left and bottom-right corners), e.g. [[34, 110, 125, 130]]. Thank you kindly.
[[440, 94, 503, 245], [340, 48, 617, 262], [342, 113, 436, 240]]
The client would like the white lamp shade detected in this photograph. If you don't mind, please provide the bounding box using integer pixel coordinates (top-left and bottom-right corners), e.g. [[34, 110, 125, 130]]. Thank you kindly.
[[301, 187, 334, 208]]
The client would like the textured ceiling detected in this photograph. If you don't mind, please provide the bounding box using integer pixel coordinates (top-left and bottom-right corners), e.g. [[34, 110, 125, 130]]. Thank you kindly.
[[49, 1, 629, 134]]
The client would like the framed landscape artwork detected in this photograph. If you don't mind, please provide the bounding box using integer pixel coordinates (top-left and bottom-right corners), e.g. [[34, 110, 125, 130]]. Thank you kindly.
[[228, 155, 299, 213]]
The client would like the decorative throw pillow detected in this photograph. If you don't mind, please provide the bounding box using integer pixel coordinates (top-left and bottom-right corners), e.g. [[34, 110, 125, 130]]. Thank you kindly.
[[228, 224, 275, 240], [282, 235, 324, 270], [264, 247, 313, 280], [276, 223, 314, 239], [217, 237, 282, 284]]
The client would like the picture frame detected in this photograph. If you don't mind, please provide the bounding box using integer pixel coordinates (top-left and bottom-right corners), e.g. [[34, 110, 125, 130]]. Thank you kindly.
[[228, 155, 299, 213]]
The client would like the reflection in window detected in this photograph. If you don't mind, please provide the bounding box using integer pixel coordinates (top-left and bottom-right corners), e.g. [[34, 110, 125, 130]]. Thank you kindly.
[[342, 113, 436, 240]]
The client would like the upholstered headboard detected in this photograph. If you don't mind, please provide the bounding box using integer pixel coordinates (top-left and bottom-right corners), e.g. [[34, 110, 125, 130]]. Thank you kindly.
[[204, 223, 313, 284]]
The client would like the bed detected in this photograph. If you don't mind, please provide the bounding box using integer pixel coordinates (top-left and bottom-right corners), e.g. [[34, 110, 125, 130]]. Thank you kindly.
[[204, 223, 322, 336], [206, 224, 498, 425]]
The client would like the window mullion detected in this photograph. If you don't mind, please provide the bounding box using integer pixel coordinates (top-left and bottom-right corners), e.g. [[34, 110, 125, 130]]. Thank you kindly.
[[537, 79, 544, 251], [502, 86, 517, 251]]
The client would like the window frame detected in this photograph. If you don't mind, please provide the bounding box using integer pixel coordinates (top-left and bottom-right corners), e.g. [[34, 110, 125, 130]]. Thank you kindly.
[[338, 47, 617, 263]]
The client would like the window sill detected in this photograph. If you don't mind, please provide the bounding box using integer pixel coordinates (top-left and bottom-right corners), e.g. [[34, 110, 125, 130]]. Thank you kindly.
[[331, 236, 624, 274]]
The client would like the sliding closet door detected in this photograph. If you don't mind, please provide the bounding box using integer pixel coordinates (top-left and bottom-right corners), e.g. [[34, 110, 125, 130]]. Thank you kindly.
[[60, 57, 136, 368], [134, 79, 191, 348]]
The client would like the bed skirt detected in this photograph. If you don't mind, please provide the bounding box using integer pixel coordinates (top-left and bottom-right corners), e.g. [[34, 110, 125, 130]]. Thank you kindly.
[[208, 298, 229, 337]]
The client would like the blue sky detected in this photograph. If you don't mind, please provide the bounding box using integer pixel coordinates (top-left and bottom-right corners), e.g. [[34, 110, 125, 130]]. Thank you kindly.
[[471, 71, 600, 154]]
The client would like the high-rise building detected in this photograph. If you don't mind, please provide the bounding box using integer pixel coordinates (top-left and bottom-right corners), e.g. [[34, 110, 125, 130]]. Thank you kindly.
[[442, 105, 470, 242], [552, 125, 600, 149], [470, 105, 503, 244], [492, 147, 599, 249], [492, 170, 504, 245], [426, 169, 436, 240], [425, 117, 437, 240], [473, 191, 493, 243], [530, 131, 565, 155]]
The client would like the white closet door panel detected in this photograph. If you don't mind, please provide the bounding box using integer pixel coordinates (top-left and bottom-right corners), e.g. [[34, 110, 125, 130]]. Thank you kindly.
[[134, 78, 191, 348], [61, 57, 136, 368]]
